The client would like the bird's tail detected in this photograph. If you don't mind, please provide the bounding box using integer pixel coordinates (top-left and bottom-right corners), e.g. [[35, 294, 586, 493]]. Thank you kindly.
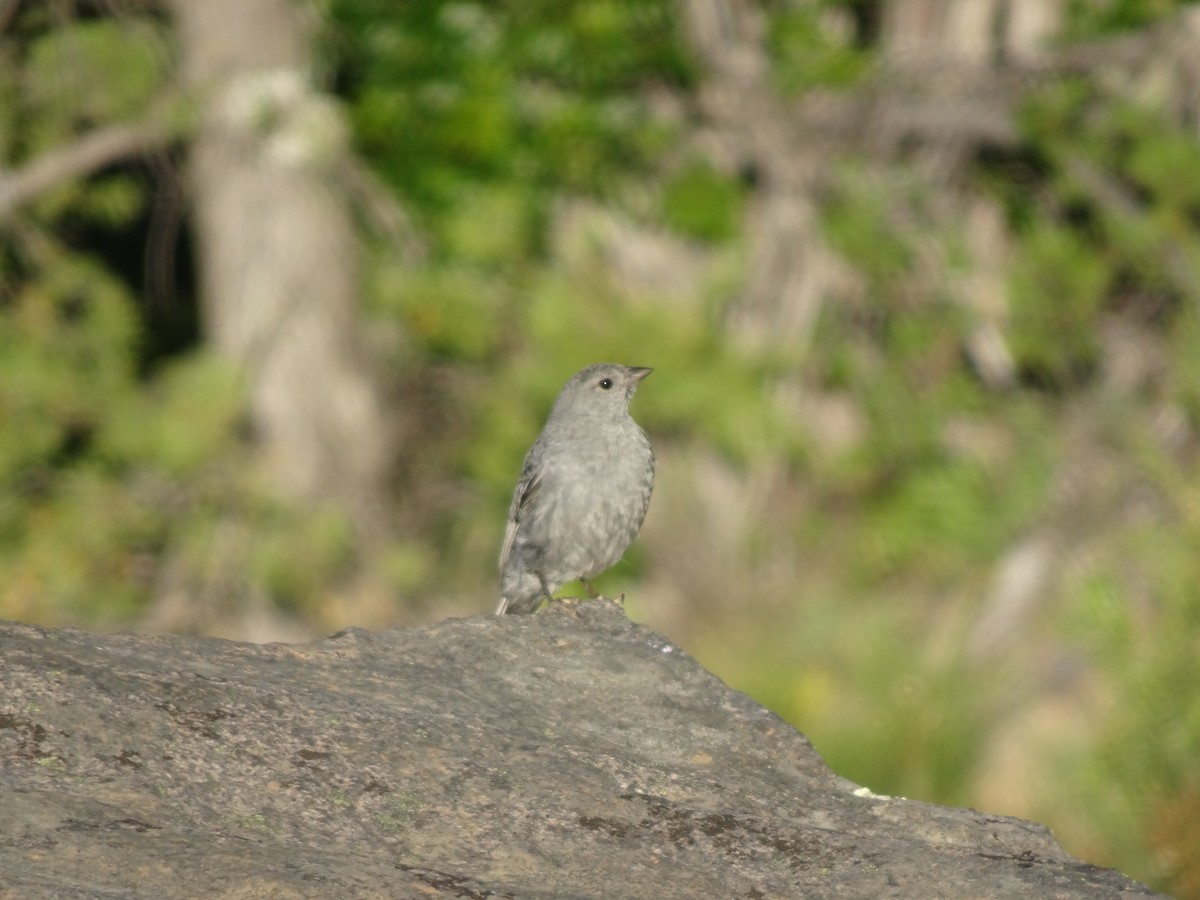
[[494, 596, 511, 615]]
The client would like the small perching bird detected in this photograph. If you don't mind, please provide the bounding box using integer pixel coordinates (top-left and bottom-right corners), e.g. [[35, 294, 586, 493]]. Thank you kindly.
[[496, 364, 655, 615]]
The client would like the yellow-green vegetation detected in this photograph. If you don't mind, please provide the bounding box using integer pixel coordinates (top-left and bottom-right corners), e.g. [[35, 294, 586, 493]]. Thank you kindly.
[[1, 1, 1198, 896]]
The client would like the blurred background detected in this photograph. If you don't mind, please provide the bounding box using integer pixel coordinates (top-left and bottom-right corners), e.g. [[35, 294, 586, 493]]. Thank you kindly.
[[2, 0, 1199, 894]]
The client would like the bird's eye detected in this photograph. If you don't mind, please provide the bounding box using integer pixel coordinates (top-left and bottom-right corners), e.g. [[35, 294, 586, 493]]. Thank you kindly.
[[599, 378, 613, 390]]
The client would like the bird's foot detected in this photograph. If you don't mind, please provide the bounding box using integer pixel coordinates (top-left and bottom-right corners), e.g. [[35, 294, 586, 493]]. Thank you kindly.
[[577, 580, 623, 607], [580, 592, 626, 608], [592, 593, 624, 606]]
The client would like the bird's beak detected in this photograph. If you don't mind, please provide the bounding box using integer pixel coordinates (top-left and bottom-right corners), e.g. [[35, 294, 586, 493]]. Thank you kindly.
[[628, 367, 653, 382]]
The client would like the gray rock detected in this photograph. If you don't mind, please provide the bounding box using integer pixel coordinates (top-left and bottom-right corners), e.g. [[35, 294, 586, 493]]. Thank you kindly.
[[0, 603, 1160, 898]]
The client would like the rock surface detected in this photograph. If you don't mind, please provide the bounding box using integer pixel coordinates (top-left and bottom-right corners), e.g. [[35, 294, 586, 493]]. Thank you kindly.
[[0, 602, 1160, 898]]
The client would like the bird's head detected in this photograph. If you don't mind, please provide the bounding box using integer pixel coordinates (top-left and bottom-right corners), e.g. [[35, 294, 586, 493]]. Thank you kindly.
[[549, 363, 653, 424]]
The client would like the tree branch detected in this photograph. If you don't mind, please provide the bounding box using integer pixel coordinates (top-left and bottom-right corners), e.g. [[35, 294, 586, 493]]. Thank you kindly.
[[0, 119, 176, 220], [786, 6, 1200, 160]]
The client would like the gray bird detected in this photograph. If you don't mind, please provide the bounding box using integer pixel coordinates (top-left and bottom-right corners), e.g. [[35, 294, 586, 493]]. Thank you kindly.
[[496, 363, 655, 615]]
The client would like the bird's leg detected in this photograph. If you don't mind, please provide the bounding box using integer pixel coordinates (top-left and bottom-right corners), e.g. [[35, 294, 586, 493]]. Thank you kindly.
[[534, 577, 559, 612], [536, 576, 579, 609]]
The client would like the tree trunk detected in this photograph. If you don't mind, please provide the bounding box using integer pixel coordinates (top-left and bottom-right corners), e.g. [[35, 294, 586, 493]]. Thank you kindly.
[[168, 0, 392, 534], [681, 0, 833, 355], [882, 0, 1061, 63]]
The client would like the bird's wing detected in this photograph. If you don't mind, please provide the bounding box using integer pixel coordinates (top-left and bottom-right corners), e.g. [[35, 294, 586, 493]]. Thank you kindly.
[[498, 460, 542, 574]]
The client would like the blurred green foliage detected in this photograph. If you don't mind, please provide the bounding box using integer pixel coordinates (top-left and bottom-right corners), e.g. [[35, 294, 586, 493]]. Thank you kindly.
[[795, 6, 1198, 895], [3, 0, 1200, 895], [995, 62, 1200, 888], [327, 0, 692, 213], [661, 158, 747, 241], [25, 20, 166, 131], [0, 8, 355, 628], [765, 0, 870, 92], [1062, 0, 1183, 36]]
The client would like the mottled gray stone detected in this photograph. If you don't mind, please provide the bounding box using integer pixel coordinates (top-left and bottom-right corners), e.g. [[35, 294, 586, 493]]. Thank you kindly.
[[0, 603, 1161, 898]]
